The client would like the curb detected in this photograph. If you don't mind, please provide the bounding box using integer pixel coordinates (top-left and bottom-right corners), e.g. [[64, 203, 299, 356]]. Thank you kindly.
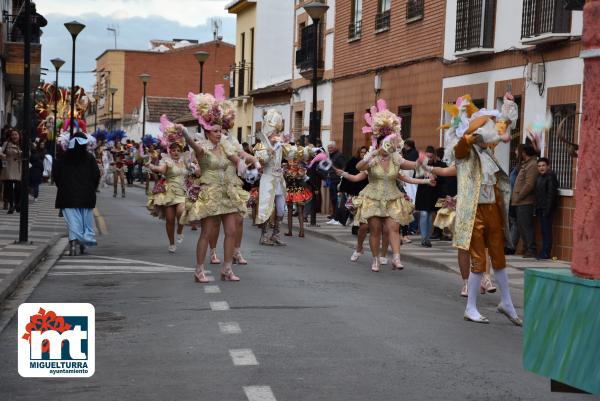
[[301, 225, 457, 275], [0, 233, 65, 304]]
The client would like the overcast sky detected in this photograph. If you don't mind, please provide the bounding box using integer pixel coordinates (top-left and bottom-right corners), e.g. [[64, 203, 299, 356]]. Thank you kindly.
[[37, 0, 236, 90]]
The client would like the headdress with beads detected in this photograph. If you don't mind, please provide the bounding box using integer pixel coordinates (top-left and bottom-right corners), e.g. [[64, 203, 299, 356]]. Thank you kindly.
[[158, 114, 185, 149], [362, 98, 403, 151]]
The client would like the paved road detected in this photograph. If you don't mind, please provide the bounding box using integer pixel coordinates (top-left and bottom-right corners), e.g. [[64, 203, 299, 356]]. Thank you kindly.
[[0, 186, 590, 401]]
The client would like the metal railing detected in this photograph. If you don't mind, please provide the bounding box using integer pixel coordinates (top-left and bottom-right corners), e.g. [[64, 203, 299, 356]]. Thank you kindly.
[[455, 0, 496, 51], [375, 9, 391, 31], [295, 23, 324, 71], [521, 0, 571, 39], [348, 20, 362, 39], [406, 0, 424, 21], [548, 104, 576, 190]]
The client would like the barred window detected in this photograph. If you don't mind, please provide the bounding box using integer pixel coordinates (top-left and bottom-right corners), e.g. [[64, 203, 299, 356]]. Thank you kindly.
[[547, 104, 576, 190], [406, 0, 424, 21]]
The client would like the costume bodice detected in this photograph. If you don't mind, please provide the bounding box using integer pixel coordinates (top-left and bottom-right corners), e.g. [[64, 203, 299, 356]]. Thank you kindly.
[[198, 145, 230, 185], [361, 156, 403, 201]]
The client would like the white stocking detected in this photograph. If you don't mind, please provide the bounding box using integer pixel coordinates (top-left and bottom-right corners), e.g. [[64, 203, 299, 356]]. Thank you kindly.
[[494, 268, 518, 318], [465, 272, 483, 319]]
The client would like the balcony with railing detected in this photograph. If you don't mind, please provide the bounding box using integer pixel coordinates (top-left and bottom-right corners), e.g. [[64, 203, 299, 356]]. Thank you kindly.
[[406, 0, 424, 22], [348, 20, 362, 41], [295, 23, 324, 80], [454, 0, 496, 57], [521, 0, 572, 45], [375, 9, 391, 32], [2, 4, 46, 92]]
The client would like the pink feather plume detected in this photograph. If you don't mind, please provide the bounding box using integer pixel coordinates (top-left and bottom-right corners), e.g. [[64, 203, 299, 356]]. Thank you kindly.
[[308, 152, 328, 168]]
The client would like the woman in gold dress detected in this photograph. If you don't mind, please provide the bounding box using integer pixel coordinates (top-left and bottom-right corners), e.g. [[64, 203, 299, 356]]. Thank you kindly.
[[183, 85, 257, 283], [355, 99, 419, 272], [145, 118, 194, 253]]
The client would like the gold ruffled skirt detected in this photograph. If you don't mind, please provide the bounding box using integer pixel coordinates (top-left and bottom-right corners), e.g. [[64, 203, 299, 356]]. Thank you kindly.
[[181, 184, 249, 224], [147, 184, 186, 219], [353, 195, 414, 226], [433, 208, 456, 233]]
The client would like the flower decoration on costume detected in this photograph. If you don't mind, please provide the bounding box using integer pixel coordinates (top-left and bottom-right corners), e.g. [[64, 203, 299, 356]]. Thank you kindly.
[[158, 114, 186, 149], [362, 99, 402, 148], [187, 84, 235, 131]]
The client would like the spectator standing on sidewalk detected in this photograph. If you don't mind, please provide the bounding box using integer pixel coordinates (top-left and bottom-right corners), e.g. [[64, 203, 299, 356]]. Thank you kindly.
[[53, 132, 101, 256], [402, 139, 419, 235], [511, 144, 538, 258], [535, 157, 558, 259], [29, 140, 45, 202], [325, 141, 346, 224], [415, 146, 439, 247], [335, 146, 369, 227], [505, 144, 523, 255], [0, 129, 23, 214]]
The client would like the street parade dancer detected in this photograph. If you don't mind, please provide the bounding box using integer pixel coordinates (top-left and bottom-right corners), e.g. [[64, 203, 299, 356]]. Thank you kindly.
[[145, 115, 193, 253], [254, 109, 312, 246], [354, 99, 419, 272], [182, 85, 252, 283], [422, 93, 522, 325], [283, 159, 312, 237]]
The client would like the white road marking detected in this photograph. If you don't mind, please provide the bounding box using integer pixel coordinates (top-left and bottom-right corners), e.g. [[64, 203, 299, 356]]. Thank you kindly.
[[204, 285, 221, 294], [0, 268, 14, 274], [209, 301, 230, 311], [229, 349, 258, 366], [0, 251, 30, 257], [0, 260, 23, 265], [243, 386, 277, 401], [3, 244, 38, 250], [218, 322, 241, 334], [52, 265, 192, 272]]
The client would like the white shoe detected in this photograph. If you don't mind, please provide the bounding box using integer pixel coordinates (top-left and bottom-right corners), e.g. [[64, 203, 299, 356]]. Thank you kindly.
[[379, 257, 388, 265], [326, 219, 337, 225], [176, 234, 184, 244], [168, 244, 176, 253], [331, 220, 342, 226], [350, 251, 362, 262]]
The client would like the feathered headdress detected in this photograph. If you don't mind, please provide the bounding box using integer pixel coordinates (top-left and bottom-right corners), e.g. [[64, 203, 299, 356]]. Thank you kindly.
[[187, 84, 235, 131], [263, 109, 284, 137], [92, 128, 108, 143], [158, 114, 186, 149], [362, 99, 402, 148]]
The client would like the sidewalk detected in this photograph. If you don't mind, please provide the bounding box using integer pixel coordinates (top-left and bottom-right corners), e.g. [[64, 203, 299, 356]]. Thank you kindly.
[[295, 215, 571, 290], [0, 184, 66, 303]]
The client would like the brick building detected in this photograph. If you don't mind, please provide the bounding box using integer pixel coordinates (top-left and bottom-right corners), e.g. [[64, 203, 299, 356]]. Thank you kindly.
[[93, 39, 235, 139], [332, 0, 447, 156]]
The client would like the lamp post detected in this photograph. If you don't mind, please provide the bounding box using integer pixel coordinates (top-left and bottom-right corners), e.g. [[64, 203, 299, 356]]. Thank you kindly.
[[194, 51, 209, 133], [50, 57, 65, 184], [93, 91, 99, 132], [64, 21, 85, 139], [303, 0, 329, 227], [109, 87, 118, 131], [138, 73, 150, 144]]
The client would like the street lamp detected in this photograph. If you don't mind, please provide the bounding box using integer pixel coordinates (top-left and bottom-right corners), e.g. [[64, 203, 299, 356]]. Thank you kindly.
[[194, 51, 209, 133], [302, 0, 328, 226], [194, 51, 209, 92], [64, 20, 85, 139], [92, 91, 99, 132], [50, 58, 65, 172], [138, 73, 150, 144], [109, 87, 118, 131]]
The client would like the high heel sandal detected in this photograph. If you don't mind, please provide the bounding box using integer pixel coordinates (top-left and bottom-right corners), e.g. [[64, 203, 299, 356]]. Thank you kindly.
[[233, 249, 248, 265], [298, 231, 304, 238], [371, 257, 380, 272], [220, 264, 240, 282], [284, 232, 293, 237], [392, 254, 403, 270], [480, 274, 497, 294], [194, 266, 209, 283], [210, 248, 221, 264]]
